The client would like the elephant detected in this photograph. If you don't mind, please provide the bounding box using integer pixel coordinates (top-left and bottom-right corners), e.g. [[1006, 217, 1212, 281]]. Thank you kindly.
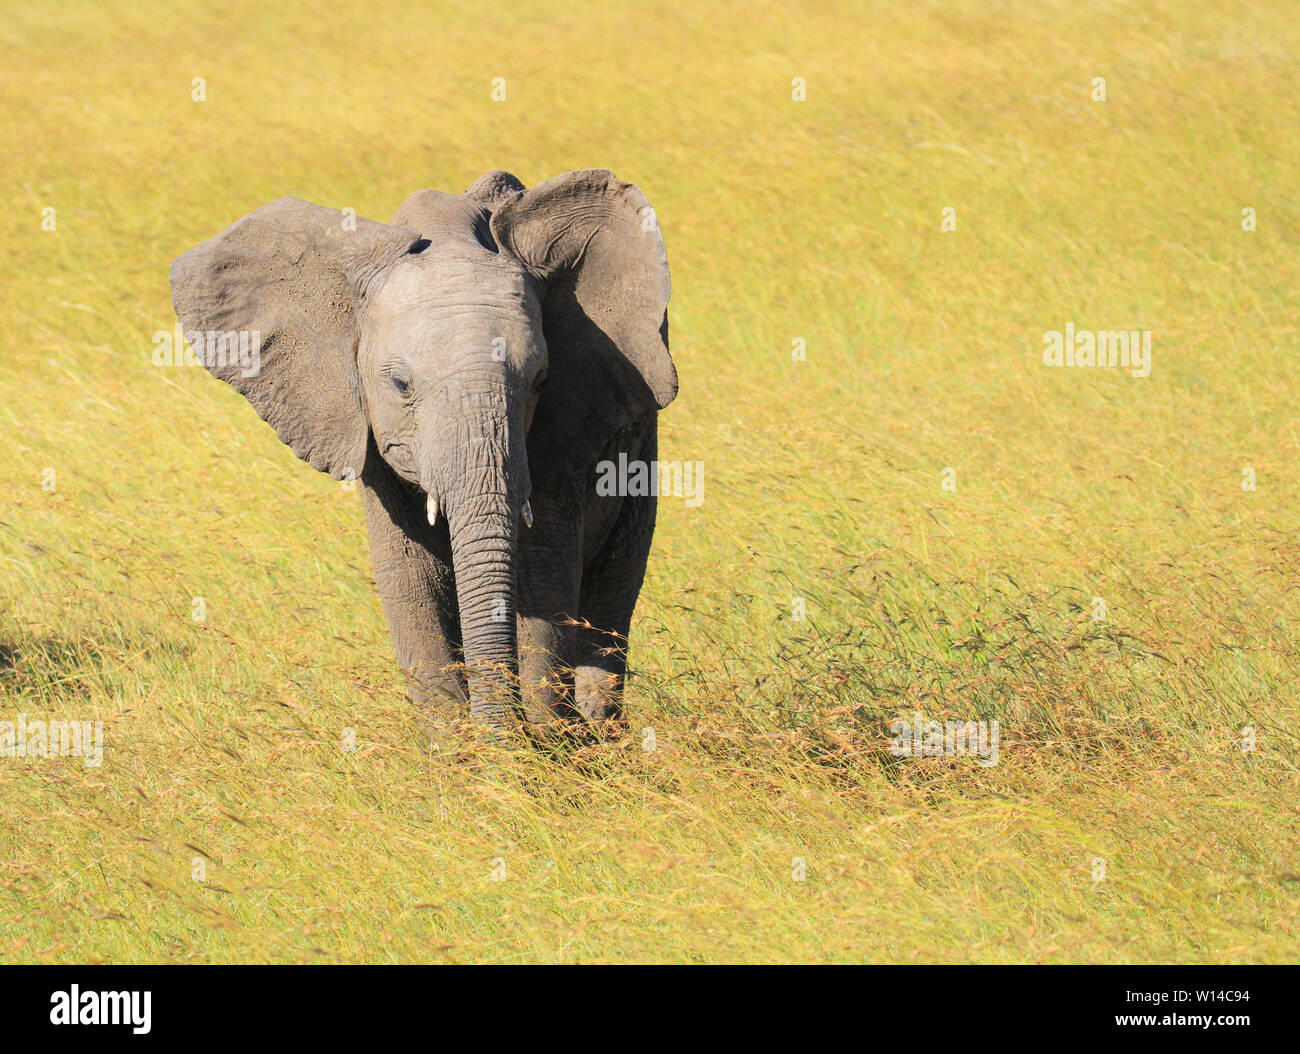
[[169, 169, 676, 736]]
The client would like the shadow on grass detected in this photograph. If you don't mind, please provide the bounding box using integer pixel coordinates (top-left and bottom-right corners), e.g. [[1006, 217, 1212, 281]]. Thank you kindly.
[[0, 631, 194, 705]]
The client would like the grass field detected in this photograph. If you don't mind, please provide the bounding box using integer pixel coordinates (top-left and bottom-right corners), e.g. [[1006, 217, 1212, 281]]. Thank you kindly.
[[1, 0, 1297, 963]]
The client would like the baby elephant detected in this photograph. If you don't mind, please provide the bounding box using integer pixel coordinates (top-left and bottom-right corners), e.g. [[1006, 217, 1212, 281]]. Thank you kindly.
[[169, 170, 676, 734]]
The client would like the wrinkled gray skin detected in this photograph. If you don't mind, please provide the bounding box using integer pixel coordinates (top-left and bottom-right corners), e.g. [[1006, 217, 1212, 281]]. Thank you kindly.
[[170, 170, 675, 734]]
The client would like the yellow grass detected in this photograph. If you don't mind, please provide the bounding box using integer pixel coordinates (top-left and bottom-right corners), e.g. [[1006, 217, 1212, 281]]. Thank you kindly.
[[0, 0, 1297, 962]]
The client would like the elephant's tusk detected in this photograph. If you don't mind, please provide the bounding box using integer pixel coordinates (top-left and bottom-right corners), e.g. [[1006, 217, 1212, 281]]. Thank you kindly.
[[522, 499, 534, 528], [426, 494, 439, 526]]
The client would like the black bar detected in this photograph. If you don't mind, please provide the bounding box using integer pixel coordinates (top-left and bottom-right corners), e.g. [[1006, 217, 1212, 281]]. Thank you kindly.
[[1, 964, 1289, 1040]]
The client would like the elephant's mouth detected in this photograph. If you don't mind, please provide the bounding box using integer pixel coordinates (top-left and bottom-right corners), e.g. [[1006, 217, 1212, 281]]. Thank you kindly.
[[378, 437, 419, 480], [421, 485, 530, 530]]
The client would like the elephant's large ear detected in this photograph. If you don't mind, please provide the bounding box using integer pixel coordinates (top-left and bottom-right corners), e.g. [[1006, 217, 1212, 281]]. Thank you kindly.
[[489, 170, 675, 464], [169, 197, 421, 481]]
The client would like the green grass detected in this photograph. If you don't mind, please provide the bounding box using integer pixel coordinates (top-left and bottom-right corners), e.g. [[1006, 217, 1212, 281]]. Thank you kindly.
[[1, 0, 1297, 962]]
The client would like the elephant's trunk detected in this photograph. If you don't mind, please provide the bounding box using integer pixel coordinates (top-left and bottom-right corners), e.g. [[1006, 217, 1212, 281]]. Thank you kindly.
[[429, 401, 525, 734], [447, 491, 519, 730]]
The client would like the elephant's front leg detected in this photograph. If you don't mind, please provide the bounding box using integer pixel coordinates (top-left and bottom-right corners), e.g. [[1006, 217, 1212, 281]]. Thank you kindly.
[[574, 425, 660, 728], [361, 453, 466, 722], [573, 494, 655, 728], [516, 487, 584, 726]]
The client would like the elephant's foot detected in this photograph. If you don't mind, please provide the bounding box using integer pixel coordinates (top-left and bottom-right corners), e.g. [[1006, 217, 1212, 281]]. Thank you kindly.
[[404, 662, 470, 745], [574, 663, 627, 739]]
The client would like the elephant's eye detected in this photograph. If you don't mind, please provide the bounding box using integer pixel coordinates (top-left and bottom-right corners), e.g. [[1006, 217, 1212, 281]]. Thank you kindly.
[[533, 371, 548, 393], [388, 365, 413, 396]]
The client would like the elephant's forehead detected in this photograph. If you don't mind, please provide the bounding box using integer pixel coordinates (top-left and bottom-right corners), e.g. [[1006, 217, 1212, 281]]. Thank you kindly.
[[382, 248, 534, 309], [367, 252, 544, 359]]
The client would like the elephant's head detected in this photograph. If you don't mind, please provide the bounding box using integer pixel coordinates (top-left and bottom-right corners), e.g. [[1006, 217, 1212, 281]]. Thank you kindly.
[[169, 170, 675, 728]]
